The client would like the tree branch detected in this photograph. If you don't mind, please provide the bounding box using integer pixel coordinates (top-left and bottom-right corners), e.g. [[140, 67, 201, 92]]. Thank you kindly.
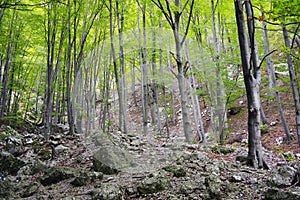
[[258, 49, 277, 69], [179, 0, 189, 16], [151, 0, 174, 27], [291, 23, 300, 49], [165, 0, 174, 26], [180, 0, 194, 46]]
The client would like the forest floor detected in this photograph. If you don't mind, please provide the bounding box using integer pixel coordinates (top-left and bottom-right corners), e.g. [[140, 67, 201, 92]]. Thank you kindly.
[[126, 86, 300, 165], [1, 85, 300, 199], [227, 90, 300, 156]]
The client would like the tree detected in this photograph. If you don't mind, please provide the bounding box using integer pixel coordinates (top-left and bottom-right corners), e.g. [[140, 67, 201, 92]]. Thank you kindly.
[[282, 23, 300, 146], [261, 9, 291, 141], [234, 0, 266, 168], [152, 0, 195, 142]]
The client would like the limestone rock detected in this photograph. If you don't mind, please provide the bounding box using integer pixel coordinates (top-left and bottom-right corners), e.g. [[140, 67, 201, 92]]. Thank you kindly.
[[93, 145, 135, 174], [71, 172, 91, 187], [0, 151, 25, 175], [263, 188, 300, 200], [18, 181, 41, 198], [205, 174, 222, 199], [93, 183, 124, 200], [0, 180, 16, 199], [178, 181, 198, 195], [163, 165, 186, 177], [39, 166, 79, 186], [137, 175, 171, 194], [268, 164, 297, 187]]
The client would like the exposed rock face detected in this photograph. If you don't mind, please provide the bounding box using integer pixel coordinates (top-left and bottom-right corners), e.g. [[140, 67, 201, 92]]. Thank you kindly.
[[71, 172, 92, 187], [205, 173, 222, 199], [1, 127, 300, 199]]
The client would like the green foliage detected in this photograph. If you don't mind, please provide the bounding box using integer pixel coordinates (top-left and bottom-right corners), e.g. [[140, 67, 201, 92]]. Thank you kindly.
[[260, 124, 269, 134], [271, 0, 300, 21], [211, 144, 235, 154]]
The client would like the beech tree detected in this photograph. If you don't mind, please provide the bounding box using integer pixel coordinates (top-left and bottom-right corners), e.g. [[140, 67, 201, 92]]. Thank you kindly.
[[234, 0, 266, 168], [152, 0, 195, 142]]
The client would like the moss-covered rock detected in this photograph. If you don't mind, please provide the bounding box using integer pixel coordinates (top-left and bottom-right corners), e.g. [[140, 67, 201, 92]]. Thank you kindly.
[[93, 183, 124, 200], [71, 172, 91, 187], [18, 181, 41, 198], [263, 188, 300, 200], [205, 174, 222, 199], [137, 176, 170, 194], [268, 164, 297, 188], [39, 166, 80, 186], [211, 145, 235, 155], [163, 165, 186, 177], [0, 180, 17, 199], [0, 151, 25, 175], [178, 181, 198, 194]]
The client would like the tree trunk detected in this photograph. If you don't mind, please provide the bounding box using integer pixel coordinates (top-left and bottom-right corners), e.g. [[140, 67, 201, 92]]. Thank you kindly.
[[137, 0, 148, 134], [66, 0, 75, 135], [109, 0, 123, 131], [282, 24, 300, 146], [150, 6, 159, 128], [117, 1, 128, 134], [0, 8, 15, 119], [261, 11, 291, 140], [235, 0, 265, 168]]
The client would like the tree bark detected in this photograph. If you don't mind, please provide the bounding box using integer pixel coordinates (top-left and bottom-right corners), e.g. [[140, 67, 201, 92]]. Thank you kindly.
[[235, 0, 265, 168]]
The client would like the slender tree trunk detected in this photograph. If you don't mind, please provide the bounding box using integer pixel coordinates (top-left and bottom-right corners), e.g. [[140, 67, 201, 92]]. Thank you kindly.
[[261, 11, 291, 140], [173, 0, 193, 142], [159, 19, 169, 136], [0, 8, 15, 119], [150, 6, 160, 131], [44, 4, 58, 139], [130, 61, 138, 107], [66, 0, 75, 134], [117, 1, 128, 134], [109, 0, 123, 131], [211, 0, 225, 145], [282, 24, 300, 146], [137, 0, 148, 134]]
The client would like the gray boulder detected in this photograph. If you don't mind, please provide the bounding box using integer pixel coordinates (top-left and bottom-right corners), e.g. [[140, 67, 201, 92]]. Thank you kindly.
[[163, 165, 186, 177], [71, 172, 91, 187], [93, 133, 135, 174]]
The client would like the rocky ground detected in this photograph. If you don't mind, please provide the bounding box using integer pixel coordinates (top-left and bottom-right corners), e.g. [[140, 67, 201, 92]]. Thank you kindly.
[[0, 122, 300, 200]]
